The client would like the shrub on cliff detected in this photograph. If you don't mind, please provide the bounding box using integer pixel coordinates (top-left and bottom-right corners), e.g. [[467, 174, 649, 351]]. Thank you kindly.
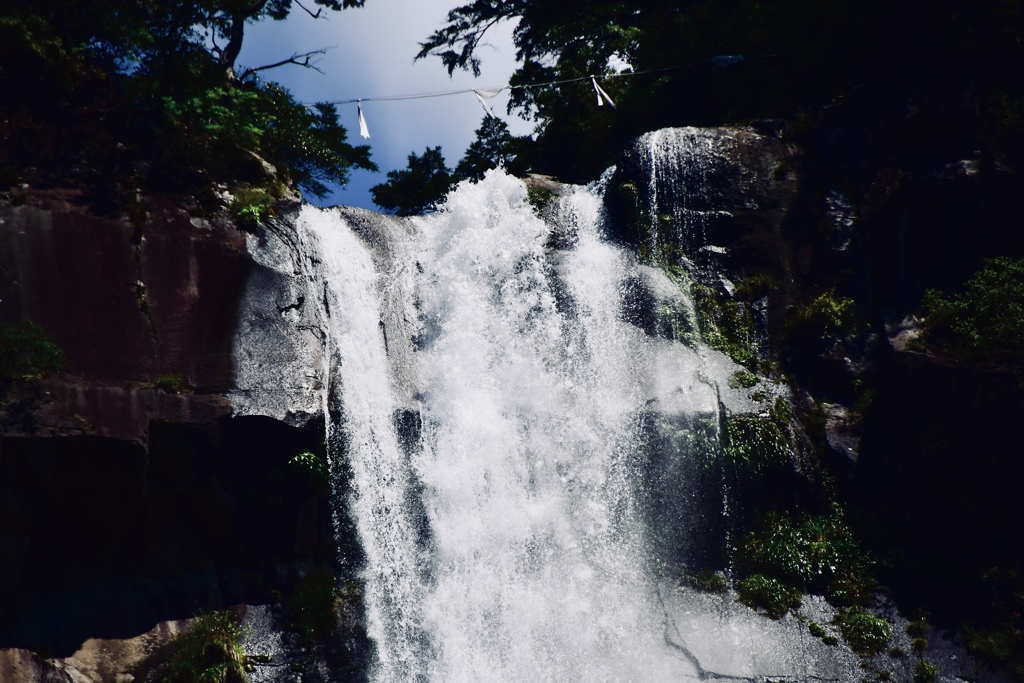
[[739, 505, 876, 606], [0, 320, 66, 382], [0, 319, 66, 433], [737, 574, 802, 619], [785, 289, 857, 345], [919, 257, 1024, 363], [162, 611, 251, 683], [834, 608, 891, 656]]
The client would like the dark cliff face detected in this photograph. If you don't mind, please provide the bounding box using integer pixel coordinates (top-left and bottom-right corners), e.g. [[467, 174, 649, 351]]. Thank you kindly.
[[606, 72, 1024, 664], [0, 190, 247, 439], [0, 190, 350, 658], [784, 76, 1024, 630]]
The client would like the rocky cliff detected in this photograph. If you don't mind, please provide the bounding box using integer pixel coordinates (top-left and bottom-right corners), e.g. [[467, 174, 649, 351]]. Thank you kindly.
[[0, 189, 355, 672], [1, 71, 1022, 681]]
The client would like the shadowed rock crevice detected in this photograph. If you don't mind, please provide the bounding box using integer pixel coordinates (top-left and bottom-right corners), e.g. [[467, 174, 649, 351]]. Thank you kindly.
[[0, 415, 343, 658]]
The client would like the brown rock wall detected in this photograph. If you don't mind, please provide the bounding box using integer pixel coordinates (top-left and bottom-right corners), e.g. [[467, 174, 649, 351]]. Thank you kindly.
[[0, 191, 251, 439]]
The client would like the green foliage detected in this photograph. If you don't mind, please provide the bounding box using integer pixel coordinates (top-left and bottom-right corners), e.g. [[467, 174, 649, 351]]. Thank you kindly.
[[0, 1, 373, 200], [662, 415, 721, 472], [161, 83, 374, 198], [737, 574, 802, 619], [913, 659, 938, 683], [733, 273, 780, 302], [649, 265, 701, 348], [231, 186, 277, 226], [964, 627, 1024, 679], [454, 116, 530, 181], [701, 394, 795, 477], [771, 396, 793, 425], [961, 568, 1024, 678], [740, 505, 875, 604], [691, 283, 758, 368], [728, 370, 760, 389], [809, 621, 840, 645], [680, 569, 728, 594], [834, 608, 891, 656], [370, 146, 455, 216], [155, 374, 189, 394], [163, 610, 251, 683], [905, 614, 929, 638], [417, 0, 1024, 180], [787, 289, 857, 342], [0, 319, 66, 433], [722, 414, 790, 474], [0, 320, 66, 382], [289, 451, 329, 487], [919, 257, 1024, 362], [527, 187, 555, 214]]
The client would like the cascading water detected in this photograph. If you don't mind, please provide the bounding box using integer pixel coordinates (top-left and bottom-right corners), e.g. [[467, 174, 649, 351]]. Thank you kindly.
[[295, 162, 772, 681], [240, 128, 866, 683], [409, 175, 698, 681]]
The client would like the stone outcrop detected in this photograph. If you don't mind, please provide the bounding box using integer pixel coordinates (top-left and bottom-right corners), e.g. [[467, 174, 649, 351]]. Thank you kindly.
[[0, 190, 340, 660], [603, 94, 1022, 678], [0, 615, 188, 683]]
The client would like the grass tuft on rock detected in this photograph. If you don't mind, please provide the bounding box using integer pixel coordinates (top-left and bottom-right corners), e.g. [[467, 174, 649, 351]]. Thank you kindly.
[[163, 610, 250, 683]]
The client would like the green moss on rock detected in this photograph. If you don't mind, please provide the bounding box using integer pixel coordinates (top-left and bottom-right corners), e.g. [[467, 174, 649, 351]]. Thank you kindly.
[[0, 320, 66, 381], [680, 569, 729, 594], [692, 282, 759, 368], [722, 414, 790, 473]]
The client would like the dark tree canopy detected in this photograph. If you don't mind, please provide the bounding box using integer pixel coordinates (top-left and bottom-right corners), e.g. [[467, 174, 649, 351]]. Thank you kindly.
[[370, 117, 531, 215], [418, 0, 1024, 181], [370, 147, 455, 216], [0, 0, 375, 199], [454, 117, 530, 181]]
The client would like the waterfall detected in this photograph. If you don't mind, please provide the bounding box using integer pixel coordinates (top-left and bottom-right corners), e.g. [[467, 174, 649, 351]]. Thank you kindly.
[[297, 167, 762, 682]]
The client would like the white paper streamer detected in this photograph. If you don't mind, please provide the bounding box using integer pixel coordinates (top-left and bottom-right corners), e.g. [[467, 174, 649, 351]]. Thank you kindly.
[[357, 101, 370, 139], [591, 76, 616, 109], [474, 91, 498, 118]]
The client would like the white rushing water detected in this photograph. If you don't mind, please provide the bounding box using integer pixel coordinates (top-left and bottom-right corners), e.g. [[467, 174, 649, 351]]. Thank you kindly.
[[297, 170, 747, 682]]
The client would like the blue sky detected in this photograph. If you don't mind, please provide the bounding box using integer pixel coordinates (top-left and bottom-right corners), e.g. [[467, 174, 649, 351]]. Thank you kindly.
[[236, 0, 532, 210]]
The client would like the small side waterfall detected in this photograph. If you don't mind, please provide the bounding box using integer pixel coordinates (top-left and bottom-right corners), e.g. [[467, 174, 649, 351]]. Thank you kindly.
[[294, 136, 803, 681], [297, 206, 429, 680]]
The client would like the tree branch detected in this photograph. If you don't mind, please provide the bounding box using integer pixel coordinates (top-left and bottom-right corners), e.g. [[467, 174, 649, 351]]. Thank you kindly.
[[294, 0, 323, 19], [209, 28, 223, 57], [238, 47, 335, 81], [219, 0, 270, 77]]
